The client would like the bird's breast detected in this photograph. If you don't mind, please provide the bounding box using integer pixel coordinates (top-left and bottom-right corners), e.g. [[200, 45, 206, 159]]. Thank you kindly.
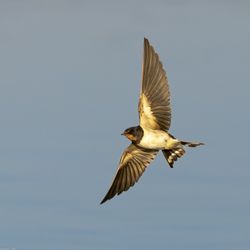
[[138, 128, 170, 150]]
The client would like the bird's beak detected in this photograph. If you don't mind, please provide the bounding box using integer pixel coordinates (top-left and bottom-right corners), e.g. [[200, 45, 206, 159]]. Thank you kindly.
[[121, 131, 126, 136]]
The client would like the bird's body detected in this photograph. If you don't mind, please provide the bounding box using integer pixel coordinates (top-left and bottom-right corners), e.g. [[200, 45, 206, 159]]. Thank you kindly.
[[100, 38, 204, 204], [138, 126, 173, 150]]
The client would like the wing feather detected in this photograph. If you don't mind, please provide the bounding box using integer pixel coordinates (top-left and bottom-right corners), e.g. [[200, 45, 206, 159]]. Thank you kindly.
[[100, 144, 158, 204], [139, 38, 171, 131]]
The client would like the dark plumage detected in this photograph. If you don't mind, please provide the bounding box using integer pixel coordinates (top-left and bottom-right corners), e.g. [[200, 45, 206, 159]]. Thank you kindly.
[[122, 126, 144, 144]]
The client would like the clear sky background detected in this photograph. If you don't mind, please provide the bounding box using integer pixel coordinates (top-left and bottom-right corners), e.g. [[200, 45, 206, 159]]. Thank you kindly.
[[0, 1, 250, 250]]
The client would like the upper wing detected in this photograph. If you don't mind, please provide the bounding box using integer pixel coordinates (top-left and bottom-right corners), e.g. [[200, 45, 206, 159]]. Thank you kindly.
[[100, 144, 158, 204], [139, 38, 171, 131]]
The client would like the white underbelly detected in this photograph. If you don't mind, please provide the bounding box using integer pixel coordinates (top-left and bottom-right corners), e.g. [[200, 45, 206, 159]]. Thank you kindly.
[[138, 128, 170, 150]]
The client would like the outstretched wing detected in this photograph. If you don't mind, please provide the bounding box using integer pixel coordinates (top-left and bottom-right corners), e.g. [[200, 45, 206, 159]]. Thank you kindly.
[[139, 38, 171, 131], [100, 144, 158, 204]]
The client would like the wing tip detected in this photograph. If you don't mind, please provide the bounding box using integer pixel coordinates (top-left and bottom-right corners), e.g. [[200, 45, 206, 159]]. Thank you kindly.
[[144, 37, 149, 46], [100, 199, 106, 205], [100, 195, 110, 205]]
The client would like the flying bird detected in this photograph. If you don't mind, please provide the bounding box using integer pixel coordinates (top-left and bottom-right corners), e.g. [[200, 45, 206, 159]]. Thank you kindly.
[[100, 38, 204, 204]]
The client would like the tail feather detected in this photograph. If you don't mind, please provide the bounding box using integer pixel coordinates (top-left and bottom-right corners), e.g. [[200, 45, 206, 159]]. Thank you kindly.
[[162, 148, 185, 168], [162, 140, 204, 168], [181, 141, 205, 147]]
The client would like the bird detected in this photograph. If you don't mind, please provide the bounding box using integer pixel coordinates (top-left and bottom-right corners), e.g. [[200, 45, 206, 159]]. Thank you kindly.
[[100, 38, 204, 204]]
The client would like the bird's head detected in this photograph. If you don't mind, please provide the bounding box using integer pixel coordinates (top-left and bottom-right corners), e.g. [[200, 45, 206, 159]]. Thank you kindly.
[[121, 126, 143, 143]]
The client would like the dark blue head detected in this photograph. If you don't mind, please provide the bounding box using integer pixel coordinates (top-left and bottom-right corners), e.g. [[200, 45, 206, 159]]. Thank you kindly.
[[121, 126, 143, 143]]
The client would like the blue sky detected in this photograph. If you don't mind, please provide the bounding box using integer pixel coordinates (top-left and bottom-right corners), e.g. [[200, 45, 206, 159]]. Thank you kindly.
[[0, 1, 249, 249]]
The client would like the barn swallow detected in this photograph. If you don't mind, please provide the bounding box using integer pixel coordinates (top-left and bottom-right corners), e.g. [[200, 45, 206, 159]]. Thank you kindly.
[[100, 38, 204, 204]]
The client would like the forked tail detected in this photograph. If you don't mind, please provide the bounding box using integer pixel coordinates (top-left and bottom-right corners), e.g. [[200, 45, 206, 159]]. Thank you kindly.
[[162, 140, 204, 168]]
